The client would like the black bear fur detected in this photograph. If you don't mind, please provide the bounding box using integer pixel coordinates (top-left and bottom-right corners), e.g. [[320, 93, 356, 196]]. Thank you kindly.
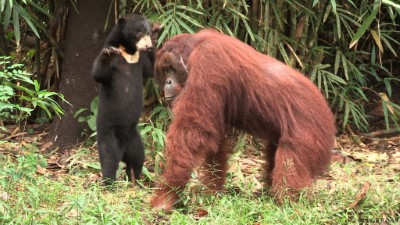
[[91, 14, 159, 185]]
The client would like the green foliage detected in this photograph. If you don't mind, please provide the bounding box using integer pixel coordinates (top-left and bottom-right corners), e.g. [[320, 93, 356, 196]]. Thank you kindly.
[[131, 0, 400, 132], [0, 0, 48, 48], [0, 56, 67, 128], [133, 0, 257, 44], [0, 142, 47, 189], [139, 104, 171, 178], [0, 58, 33, 124], [74, 96, 98, 137]]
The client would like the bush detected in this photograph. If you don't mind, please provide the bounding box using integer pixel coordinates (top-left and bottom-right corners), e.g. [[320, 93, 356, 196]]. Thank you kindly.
[[0, 56, 68, 129]]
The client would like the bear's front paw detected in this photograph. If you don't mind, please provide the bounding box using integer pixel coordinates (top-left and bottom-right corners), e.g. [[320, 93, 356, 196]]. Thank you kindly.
[[102, 47, 121, 57], [151, 23, 162, 45]]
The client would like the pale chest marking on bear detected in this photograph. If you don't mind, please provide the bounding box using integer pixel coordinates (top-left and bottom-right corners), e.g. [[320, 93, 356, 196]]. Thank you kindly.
[[119, 45, 140, 64]]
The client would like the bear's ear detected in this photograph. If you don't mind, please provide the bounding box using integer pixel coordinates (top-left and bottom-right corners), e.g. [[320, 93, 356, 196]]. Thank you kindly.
[[117, 17, 127, 26]]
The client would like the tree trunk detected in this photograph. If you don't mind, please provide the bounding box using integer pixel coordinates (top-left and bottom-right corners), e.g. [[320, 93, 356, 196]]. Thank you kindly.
[[44, 0, 114, 151]]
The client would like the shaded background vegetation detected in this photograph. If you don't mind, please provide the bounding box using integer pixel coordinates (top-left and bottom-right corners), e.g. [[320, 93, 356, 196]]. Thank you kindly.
[[133, 0, 400, 132], [0, 0, 399, 147]]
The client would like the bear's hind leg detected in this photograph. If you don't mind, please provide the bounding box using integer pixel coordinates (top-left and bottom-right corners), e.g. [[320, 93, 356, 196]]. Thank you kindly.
[[97, 130, 123, 186], [123, 129, 145, 183]]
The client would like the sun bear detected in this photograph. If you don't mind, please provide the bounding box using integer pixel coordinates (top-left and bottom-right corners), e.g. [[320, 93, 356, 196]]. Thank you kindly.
[[91, 14, 160, 185]]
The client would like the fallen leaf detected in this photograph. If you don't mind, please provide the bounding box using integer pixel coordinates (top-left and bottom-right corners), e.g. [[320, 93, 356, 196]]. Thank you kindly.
[[66, 208, 80, 218], [348, 181, 370, 208], [194, 208, 208, 219], [0, 192, 9, 201], [352, 151, 388, 163], [36, 164, 47, 175]]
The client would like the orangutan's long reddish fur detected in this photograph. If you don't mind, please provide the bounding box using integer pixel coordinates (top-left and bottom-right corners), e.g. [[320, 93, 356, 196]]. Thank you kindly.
[[151, 29, 336, 211]]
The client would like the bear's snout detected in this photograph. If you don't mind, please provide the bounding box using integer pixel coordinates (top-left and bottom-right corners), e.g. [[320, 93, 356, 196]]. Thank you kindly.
[[136, 35, 153, 51]]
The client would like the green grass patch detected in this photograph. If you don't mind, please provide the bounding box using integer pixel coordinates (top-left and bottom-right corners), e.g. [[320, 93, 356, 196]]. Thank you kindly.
[[0, 140, 399, 224]]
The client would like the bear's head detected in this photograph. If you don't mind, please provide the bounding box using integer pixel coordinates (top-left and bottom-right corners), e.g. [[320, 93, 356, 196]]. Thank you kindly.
[[106, 14, 154, 55]]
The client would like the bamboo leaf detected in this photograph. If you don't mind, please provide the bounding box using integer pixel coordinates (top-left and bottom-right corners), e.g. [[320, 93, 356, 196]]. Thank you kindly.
[[343, 101, 350, 129], [381, 98, 390, 130], [380, 34, 398, 56], [21, 13, 40, 38], [353, 87, 368, 100], [229, 7, 248, 20], [277, 42, 289, 64], [380, 92, 395, 115], [334, 50, 340, 75], [326, 73, 347, 85], [371, 45, 376, 63], [242, 19, 255, 41], [335, 13, 341, 39], [173, 21, 183, 35], [286, 43, 304, 69], [323, 72, 328, 98], [241, 0, 249, 13], [13, 6, 20, 47], [15, 3, 43, 36], [26, 0, 51, 17], [349, 2, 379, 48], [369, 67, 380, 81], [382, 0, 400, 9], [370, 30, 383, 53], [176, 11, 203, 28], [383, 78, 392, 97], [330, 0, 337, 15], [323, 4, 332, 23], [310, 67, 317, 82], [318, 71, 322, 89], [175, 16, 195, 34], [4, 2, 12, 31], [175, 5, 204, 15], [158, 15, 173, 41], [341, 54, 349, 80]]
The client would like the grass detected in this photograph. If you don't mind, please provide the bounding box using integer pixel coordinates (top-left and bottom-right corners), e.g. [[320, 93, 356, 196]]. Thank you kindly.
[[0, 136, 399, 224]]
